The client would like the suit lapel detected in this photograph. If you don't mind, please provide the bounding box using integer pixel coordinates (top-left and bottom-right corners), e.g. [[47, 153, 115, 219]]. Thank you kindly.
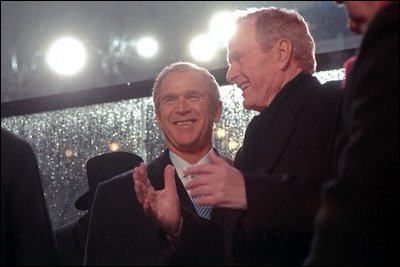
[[256, 110, 297, 173], [148, 149, 197, 213], [255, 77, 317, 173]]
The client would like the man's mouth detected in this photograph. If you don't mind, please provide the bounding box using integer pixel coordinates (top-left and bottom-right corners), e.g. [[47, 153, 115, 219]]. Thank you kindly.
[[175, 119, 196, 126]]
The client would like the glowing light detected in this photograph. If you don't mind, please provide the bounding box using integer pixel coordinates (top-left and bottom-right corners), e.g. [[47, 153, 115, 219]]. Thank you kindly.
[[11, 55, 18, 71], [215, 128, 226, 138], [137, 37, 158, 58], [108, 142, 120, 152], [46, 37, 86, 76], [228, 140, 239, 150], [209, 11, 236, 46], [64, 148, 74, 158], [189, 34, 218, 62]]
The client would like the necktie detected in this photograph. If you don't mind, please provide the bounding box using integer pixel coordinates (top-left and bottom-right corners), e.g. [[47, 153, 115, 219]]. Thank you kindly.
[[192, 195, 212, 220], [183, 174, 212, 220]]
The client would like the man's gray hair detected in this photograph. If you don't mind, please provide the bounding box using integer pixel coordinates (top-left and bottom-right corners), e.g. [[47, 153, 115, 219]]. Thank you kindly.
[[234, 7, 316, 73]]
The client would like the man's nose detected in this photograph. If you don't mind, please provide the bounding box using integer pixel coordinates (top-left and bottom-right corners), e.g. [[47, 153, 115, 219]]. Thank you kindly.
[[176, 98, 190, 113], [226, 65, 238, 84]]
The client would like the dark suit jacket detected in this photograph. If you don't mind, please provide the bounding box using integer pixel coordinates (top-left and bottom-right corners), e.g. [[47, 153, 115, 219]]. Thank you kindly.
[[305, 3, 399, 265], [85, 149, 225, 266], [228, 74, 343, 265], [55, 213, 90, 266], [1, 128, 60, 266]]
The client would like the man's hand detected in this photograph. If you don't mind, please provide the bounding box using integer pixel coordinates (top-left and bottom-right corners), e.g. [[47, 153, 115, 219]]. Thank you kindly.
[[185, 151, 247, 210], [133, 163, 182, 238]]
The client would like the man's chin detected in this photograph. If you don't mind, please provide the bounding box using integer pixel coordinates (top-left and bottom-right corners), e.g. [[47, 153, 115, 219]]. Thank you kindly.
[[242, 101, 254, 111]]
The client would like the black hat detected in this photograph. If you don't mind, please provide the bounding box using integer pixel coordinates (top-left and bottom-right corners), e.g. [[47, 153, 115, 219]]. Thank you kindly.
[[75, 151, 143, 210]]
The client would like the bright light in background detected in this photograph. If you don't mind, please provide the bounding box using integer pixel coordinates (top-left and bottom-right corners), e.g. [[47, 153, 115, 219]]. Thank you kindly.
[[215, 127, 226, 138], [209, 11, 236, 46], [64, 148, 74, 158], [108, 142, 120, 152], [190, 34, 218, 62], [46, 37, 86, 76], [228, 140, 239, 150], [137, 37, 158, 58]]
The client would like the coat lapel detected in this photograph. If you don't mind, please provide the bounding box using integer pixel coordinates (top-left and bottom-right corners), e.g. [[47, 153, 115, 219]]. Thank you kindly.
[[148, 149, 197, 213], [255, 77, 318, 173], [256, 110, 297, 173]]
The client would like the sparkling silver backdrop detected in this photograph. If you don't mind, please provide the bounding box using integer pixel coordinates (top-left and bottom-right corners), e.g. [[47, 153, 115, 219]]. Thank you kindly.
[[1, 70, 343, 229]]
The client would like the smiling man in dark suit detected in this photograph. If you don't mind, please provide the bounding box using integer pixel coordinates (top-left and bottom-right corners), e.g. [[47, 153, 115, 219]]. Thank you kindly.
[[85, 62, 228, 265]]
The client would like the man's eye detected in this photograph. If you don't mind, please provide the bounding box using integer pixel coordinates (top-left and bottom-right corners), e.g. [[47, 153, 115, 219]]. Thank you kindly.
[[188, 95, 200, 101], [163, 98, 175, 104]]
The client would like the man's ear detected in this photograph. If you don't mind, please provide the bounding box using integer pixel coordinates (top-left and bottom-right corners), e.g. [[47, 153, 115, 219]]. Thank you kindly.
[[277, 39, 292, 70], [213, 101, 222, 123], [155, 112, 163, 129]]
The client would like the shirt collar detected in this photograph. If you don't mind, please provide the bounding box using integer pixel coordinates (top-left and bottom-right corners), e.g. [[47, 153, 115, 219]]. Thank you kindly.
[[169, 149, 213, 179]]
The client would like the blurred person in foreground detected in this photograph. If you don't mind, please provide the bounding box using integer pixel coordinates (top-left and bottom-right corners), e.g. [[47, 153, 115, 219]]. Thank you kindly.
[[305, 1, 399, 265], [1, 128, 60, 265]]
